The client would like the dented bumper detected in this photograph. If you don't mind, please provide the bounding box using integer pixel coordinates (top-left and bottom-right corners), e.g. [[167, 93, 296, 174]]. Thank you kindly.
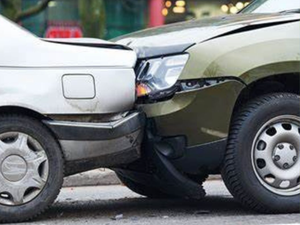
[[44, 112, 145, 174]]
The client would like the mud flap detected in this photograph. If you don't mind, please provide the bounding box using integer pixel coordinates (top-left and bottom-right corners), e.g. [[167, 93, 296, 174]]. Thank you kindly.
[[149, 142, 206, 199], [116, 139, 206, 199]]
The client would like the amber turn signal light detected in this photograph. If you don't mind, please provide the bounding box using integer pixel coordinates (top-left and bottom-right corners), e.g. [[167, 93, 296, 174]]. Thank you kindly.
[[136, 83, 150, 97]]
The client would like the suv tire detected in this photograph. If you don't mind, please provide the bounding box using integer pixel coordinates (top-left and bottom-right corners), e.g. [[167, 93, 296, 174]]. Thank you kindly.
[[222, 93, 300, 213]]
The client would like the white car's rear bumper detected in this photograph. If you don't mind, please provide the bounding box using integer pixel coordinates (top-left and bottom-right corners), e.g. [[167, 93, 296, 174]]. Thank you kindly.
[[44, 111, 145, 175]]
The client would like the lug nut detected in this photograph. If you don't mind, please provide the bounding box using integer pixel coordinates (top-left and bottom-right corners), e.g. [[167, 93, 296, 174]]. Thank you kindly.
[[293, 156, 297, 162], [290, 145, 295, 150], [278, 144, 284, 150], [274, 155, 280, 161], [283, 163, 289, 169]]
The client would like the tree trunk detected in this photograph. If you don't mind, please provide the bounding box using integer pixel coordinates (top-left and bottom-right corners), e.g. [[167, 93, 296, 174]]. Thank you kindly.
[[79, 0, 106, 39]]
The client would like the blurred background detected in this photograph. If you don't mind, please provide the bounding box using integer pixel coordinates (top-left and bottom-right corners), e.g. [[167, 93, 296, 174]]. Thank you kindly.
[[0, 0, 251, 39]]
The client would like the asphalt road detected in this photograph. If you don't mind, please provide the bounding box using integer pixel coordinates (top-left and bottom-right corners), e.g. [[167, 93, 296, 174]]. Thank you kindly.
[[23, 180, 299, 225]]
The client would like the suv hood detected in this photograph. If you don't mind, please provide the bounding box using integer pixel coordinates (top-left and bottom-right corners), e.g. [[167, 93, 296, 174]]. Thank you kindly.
[[114, 13, 300, 59]]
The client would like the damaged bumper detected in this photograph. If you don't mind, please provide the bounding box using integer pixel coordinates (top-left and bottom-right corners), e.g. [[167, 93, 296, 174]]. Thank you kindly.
[[44, 112, 145, 175]]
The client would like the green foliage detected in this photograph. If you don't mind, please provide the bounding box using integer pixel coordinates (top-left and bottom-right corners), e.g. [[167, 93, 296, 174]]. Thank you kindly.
[[0, 0, 22, 21], [0, 0, 107, 38], [0, 0, 51, 22]]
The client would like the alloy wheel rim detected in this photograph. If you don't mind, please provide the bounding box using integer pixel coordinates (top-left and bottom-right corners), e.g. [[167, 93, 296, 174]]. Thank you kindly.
[[251, 115, 300, 196], [0, 132, 49, 206]]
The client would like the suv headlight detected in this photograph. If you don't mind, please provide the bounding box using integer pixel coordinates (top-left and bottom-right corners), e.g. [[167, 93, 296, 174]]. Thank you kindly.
[[136, 54, 189, 98]]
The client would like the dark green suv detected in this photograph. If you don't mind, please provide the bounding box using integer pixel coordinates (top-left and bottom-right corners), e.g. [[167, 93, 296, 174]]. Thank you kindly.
[[114, 0, 300, 213]]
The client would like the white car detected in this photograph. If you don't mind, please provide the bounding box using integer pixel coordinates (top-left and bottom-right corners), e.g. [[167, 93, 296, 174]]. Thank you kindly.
[[0, 15, 144, 223]]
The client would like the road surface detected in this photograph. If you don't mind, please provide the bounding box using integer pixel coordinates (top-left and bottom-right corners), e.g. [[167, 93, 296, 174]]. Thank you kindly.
[[23, 180, 299, 225]]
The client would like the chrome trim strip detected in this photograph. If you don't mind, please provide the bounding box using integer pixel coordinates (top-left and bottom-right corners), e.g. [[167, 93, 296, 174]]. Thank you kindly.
[[44, 112, 140, 130]]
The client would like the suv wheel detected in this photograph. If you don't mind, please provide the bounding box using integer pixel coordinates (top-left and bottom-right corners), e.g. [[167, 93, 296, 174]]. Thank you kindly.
[[0, 115, 64, 223], [222, 93, 300, 213]]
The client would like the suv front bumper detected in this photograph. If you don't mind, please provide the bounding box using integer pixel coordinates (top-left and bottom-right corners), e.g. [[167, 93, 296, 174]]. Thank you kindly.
[[44, 112, 145, 175]]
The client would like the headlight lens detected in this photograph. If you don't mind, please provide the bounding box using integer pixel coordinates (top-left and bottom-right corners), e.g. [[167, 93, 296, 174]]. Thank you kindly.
[[136, 54, 189, 97]]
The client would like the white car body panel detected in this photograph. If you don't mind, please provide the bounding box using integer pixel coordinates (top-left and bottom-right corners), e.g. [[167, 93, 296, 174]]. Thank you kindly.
[[43, 38, 113, 45], [0, 67, 135, 114], [0, 15, 137, 115], [0, 16, 136, 68]]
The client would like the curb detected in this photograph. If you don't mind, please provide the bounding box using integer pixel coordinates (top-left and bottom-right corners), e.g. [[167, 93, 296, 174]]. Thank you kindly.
[[63, 169, 221, 187], [63, 169, 121, 187]]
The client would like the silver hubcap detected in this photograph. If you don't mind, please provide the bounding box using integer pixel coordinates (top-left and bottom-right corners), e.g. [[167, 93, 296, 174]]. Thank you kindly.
[[0, 132, 49, 206], [252, 115, 300, 196], [1, 155, 28, 182]]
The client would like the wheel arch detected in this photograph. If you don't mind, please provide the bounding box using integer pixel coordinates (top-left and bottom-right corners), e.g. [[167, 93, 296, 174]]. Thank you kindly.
[[0, 105, 66, 161], [0, 105, 47, 120], [233, 73, 300, 115]]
